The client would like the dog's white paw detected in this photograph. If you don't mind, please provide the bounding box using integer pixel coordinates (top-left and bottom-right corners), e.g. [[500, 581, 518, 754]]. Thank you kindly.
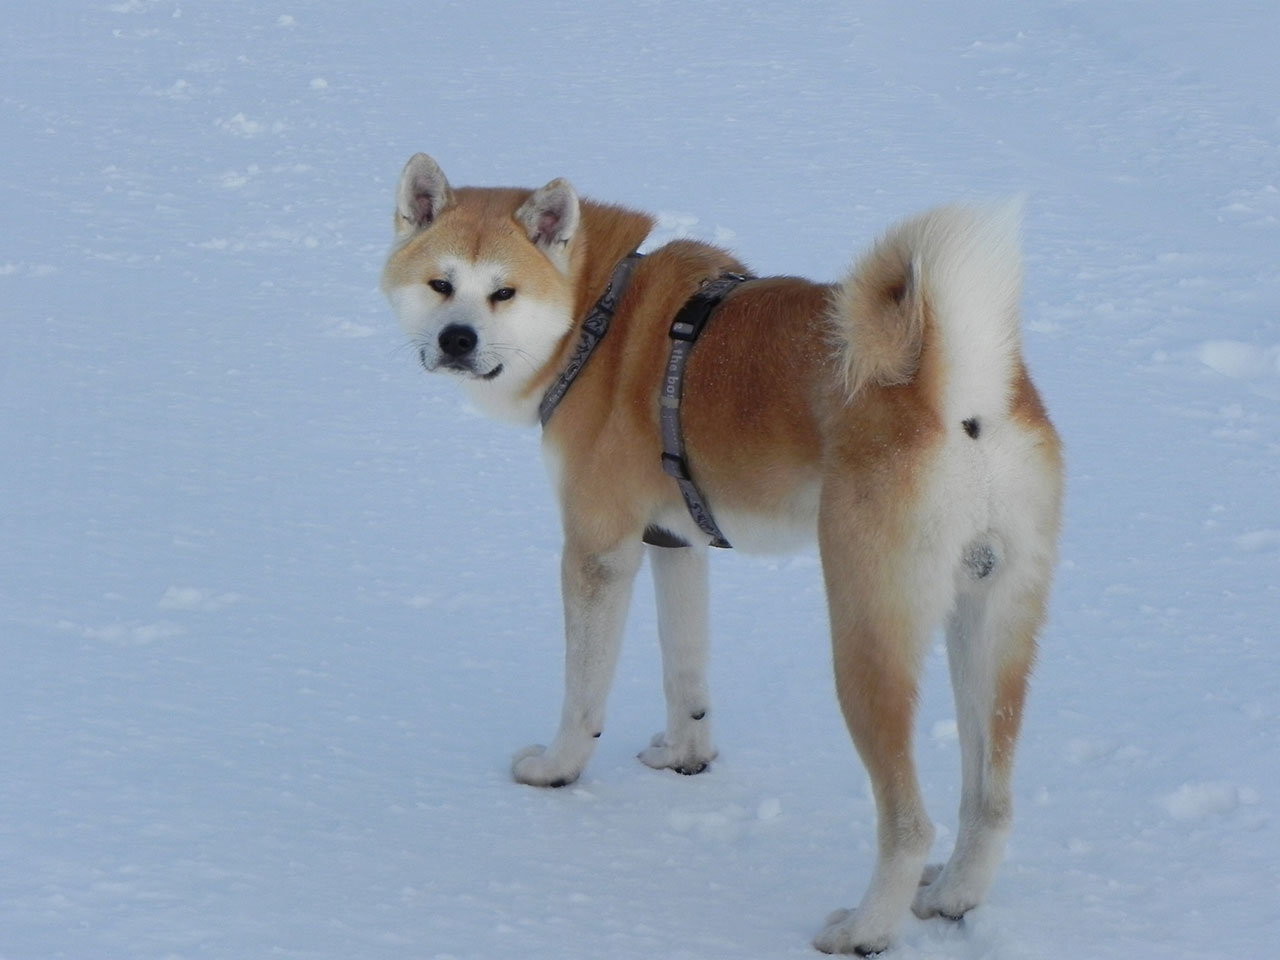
[[511, 745, 581, 788], [812, 908, 893, 957], [637, 732, 716, 776], [911, 862, 978, 922]]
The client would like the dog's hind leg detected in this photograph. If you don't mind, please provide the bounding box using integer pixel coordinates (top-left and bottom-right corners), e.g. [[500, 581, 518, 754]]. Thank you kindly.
[[512, 538, 643, 787], [639, 543, 717, 775], [813, 485, 953, 955], [912, 544, 1049, 922]]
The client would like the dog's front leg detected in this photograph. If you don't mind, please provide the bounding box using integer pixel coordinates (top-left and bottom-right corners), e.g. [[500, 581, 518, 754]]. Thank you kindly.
[[512, 538, 643, 787], [638, 543, 717, 775]]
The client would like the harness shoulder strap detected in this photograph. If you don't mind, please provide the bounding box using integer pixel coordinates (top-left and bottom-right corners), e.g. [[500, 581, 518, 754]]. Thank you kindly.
[[539, 252, 643, 427]]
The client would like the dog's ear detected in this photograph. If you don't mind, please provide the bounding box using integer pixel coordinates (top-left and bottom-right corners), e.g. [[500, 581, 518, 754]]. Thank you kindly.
[[515, 178, 580, 273], [395, 153, 454, 237]]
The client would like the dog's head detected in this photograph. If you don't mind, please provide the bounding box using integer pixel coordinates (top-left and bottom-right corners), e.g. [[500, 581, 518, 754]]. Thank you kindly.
[[381, 153, 581, 423]]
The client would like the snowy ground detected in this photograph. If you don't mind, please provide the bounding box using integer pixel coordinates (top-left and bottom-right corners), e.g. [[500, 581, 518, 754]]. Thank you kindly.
[[2, 2, 1278, 958]]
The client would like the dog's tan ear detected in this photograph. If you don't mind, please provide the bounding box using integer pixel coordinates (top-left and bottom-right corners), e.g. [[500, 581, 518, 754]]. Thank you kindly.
[[515, 178, 580, 273], [395, 153, 453, 237]]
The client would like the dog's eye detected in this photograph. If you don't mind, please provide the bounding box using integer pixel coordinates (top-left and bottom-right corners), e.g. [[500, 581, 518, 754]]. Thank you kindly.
[[490, 287, 516, 303], [428, 278, 453, 297]]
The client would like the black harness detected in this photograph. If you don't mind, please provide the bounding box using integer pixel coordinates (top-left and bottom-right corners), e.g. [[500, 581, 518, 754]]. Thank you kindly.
[[539, 255, 751, 549]]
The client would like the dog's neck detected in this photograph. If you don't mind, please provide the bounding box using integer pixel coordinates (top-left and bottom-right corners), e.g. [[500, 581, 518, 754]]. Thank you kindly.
[[538, 251, 645, 427], [568, 200, 655, 322], [520, 201, 654, 419]]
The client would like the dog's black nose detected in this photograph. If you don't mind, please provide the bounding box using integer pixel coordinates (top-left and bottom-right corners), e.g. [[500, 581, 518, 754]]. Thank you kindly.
[[438, 324, 478, 358]]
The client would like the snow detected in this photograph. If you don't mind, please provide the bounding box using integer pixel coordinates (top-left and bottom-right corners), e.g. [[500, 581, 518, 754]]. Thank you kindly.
[[1, 1, 1277, 958]]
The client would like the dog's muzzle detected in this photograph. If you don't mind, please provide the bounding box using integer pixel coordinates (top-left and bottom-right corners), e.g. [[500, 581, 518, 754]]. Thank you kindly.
[[420, 323, 503, 380]]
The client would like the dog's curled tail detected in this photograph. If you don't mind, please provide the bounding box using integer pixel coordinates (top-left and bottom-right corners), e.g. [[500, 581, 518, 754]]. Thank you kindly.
[[830, 200, 1023, 410]]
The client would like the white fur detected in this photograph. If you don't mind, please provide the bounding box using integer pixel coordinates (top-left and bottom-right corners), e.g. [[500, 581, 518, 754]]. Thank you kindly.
[[912, 416, 1059, 922], [387, 258, 574, 425], [638, 543, 716, 773], [512, 539, 643, 787], [641, 481, 820, 556], [815, 812, 934, 954], [913, 200, 1024, 427], [539, 440, 566, 498], [715, 479, 822, 554]]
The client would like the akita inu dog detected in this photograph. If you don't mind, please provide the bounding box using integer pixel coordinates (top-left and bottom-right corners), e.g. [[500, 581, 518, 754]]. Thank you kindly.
[[381, 153, 1062, 955]]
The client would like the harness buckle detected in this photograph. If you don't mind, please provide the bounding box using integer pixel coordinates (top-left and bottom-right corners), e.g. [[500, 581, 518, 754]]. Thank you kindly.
[[668, 296, 718, 343], [660, 452, 690, 480], [669, 319, 700, 342]]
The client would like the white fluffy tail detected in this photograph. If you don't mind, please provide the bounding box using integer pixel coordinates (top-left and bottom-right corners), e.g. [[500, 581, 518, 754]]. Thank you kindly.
[[830, 201, 1024, 419]]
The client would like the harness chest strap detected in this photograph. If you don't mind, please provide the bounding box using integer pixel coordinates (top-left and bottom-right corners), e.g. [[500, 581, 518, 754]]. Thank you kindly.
[[654, 272, 752, 549]]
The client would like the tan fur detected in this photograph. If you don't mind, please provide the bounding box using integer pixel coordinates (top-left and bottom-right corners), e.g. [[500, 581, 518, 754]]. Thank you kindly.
[[829, 235, 926, 395], [382, 158, 1062, 955], [384, 187, 580, 306]]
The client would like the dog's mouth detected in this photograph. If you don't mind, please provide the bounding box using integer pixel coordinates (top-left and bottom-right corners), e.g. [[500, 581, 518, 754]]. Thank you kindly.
[[444, 359, 504, 381], [421, 349, 503, 381]]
